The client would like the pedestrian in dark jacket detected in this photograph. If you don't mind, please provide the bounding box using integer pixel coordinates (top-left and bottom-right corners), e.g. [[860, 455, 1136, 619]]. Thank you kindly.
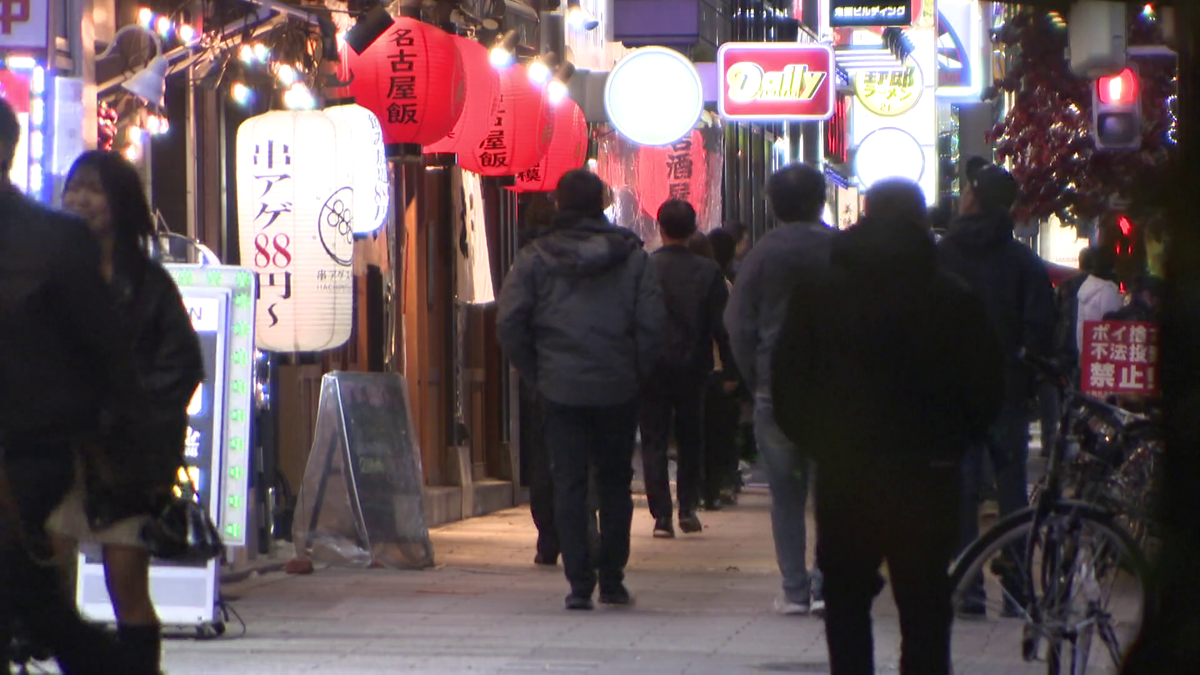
[[497, 169, 666, 610], [938, 158, 1054, 615], [639, 201, 736, 538], [725, 163, 834, 615], [45, 150, 204, 674], [773, 179, 1005, 675], [0, 99, 150, 674]]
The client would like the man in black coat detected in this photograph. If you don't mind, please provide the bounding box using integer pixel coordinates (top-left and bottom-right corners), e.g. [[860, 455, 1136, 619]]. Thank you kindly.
[[0, 99, 147, 673], [938, 158, 1055, 615], [497, 170, 665, 610], [638, 200, 736, 537], [773, 179, 1005, 675]]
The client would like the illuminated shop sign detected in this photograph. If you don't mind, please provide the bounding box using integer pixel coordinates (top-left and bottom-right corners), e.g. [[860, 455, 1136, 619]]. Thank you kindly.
[[829, 1, 913, 28], [0, 60, 46, 199], [717, 43, 835, 122], [853, 61, 923, 116], [0, 0, 49, 51], [604, 46, 704, 147]]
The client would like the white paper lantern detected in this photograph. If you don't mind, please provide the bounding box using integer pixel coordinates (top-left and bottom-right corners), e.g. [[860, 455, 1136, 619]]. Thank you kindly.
[[323, 104, 390, 235], [236, 111, 355, 352]]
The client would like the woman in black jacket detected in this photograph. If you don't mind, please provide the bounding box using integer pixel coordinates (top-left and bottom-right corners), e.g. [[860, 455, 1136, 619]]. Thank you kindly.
[[49, 150, 204, 673]]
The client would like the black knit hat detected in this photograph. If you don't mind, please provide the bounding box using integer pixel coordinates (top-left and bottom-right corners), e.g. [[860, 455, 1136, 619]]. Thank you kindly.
[[964, 157, 1018, 215]]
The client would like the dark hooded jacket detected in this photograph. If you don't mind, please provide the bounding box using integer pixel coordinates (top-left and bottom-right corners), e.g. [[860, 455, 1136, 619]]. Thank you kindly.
[[497, 211, 666, 407], [0, 188, 141, 445], [938, 211, 1055, 405], [772, 218, 1005, 470]]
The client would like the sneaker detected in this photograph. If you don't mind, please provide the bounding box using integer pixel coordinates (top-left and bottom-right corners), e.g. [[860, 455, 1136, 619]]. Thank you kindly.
[[653, 517, 675, 538], [809, 576, 825, 617], [565, 594, 594, 611], [599, 583, 634, 607], [773, 595, 810, 616], [678, 512, 702, 534]]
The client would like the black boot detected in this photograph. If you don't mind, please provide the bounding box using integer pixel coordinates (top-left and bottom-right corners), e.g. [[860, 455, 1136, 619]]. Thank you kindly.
[[117, 623, 162, 675]]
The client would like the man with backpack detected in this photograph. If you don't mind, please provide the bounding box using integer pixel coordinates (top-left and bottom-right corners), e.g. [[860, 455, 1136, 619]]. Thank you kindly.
[[639, 200, 735, 537]]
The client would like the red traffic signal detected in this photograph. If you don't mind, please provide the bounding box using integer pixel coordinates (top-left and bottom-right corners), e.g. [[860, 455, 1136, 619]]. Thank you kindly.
[[1097, 68, 1139, 105]]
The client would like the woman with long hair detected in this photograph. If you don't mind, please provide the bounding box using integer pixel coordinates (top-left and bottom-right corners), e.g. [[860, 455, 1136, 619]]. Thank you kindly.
[[49, 150, 204, 673]]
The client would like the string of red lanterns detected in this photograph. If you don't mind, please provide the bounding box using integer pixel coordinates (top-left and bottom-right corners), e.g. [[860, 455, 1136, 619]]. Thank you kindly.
[[424, 35, 499, 157]]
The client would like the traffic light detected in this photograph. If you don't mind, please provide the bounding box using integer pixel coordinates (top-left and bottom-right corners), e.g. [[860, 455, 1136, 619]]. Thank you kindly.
[[1092, 67, 1142, 150]]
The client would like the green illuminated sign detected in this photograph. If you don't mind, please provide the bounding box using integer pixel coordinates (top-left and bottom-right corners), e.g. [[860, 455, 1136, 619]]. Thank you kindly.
[[234, 293, 251, 309], [206, 271, 222, 287], [231, 380, 247, 395], [232, 349, 249, 366], [229, 438, 245, 451], [225, 524, 241, 538], [230, 409, 246, 423], [229, 467, 243, 479], [228, 495, 242, 508], [236, 271, 253, 288], [233, 321, 249, 337]]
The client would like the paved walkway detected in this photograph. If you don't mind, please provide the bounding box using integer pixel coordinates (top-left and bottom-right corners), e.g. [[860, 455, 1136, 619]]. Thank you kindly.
[[150, 485, 1133, 675]]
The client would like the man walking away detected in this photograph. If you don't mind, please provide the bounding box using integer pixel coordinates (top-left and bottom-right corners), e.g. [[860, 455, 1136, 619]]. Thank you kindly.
[[725, 163, 835, 615], [938, 158, 1055, 616], [497, 169, 666, 610], [0, 98, 148, 673], [773, 179, 1005, 675], [639, 200, 736, 537]]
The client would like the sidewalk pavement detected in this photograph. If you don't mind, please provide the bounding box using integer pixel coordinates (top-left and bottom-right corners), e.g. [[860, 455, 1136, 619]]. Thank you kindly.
[[152, 486, 1080, 675]]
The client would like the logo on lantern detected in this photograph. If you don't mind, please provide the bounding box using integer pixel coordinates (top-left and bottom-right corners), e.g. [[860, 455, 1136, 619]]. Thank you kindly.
[[717, 43, 835, 121]]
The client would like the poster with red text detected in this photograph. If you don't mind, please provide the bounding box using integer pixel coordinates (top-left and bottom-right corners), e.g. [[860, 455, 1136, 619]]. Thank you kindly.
[[1079, 320, 1160, 398]]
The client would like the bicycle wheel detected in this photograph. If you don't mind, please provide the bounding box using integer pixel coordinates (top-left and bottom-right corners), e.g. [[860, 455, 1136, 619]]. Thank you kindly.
[[950, 503, 1151, 675]]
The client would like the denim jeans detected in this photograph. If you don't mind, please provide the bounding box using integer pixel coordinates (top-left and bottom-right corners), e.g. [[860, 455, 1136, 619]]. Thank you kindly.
[[959, 404, 1031, 604], [754, 396, 814, 604]]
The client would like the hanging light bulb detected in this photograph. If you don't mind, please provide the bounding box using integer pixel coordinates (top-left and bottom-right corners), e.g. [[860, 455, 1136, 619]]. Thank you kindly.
[[231, 82, 253, 105], [566, 0, 599, 31], [547, 62, 576, 106], [490, 30, 519, 69], [276, 63, 297, 86], [155, 16, 173, 38], [239, 44, 255, 64], [253, 43, 269, 63], [283, 83, 315, 110], [178, 24, 198, 45], [137, 8, 154, 28], [528, 53, 557, 86]]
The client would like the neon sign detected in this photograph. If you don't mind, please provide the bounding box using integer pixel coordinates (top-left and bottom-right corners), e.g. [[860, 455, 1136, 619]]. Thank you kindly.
[[717, 43, 836, 122]]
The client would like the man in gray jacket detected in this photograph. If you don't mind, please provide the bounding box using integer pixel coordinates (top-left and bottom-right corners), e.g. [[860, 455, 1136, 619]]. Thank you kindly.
[[498, 170, 666, 610], [725, 164, 835, 615]]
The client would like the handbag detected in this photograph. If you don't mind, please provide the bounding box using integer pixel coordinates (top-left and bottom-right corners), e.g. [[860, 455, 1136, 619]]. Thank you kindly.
[[140, 468, 225, 563]]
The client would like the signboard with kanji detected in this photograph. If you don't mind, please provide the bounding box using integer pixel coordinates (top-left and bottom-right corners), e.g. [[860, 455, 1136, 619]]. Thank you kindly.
[[1080, 320, 1160, 398], [717, 43, 836, 122], [829, 1, 913, 27], [854, 63, 924, 117], [0, 0, 47, 51]]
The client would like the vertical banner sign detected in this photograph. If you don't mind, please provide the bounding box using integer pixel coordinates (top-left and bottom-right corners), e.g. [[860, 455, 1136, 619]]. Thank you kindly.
[[717, 43, 836, 122], [1080, 321, 1161, 398], [828, 1, 914, 28], [0, 0, 48, 51], [236, 111, 355, 353], [636, 129, 708, 223]]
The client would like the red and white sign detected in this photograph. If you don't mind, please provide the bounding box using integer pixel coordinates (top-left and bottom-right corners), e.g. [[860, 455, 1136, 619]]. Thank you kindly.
[[716, 43, 835, 121], [0, 0, 48, 51], [1080, 320, 1160, 398]]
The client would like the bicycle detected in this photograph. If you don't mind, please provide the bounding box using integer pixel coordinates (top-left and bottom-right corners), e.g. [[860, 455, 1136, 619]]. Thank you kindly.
[[949, 351, 1154, 675]]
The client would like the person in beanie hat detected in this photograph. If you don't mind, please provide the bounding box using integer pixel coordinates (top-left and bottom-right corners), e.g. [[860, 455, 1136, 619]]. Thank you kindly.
[[938, 158, 1055, 616]]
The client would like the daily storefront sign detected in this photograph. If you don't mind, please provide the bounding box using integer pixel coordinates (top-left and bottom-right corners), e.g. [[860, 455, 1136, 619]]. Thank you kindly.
[[717, 43, 835, 122]]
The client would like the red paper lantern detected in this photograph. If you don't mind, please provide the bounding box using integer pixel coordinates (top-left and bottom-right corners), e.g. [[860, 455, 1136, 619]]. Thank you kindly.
[[457, 65, 554, 176], [347, 18, 466, 150], [508, 100, 588, 193], [424, 36, 498, 155], [635, 129, 707, 220]]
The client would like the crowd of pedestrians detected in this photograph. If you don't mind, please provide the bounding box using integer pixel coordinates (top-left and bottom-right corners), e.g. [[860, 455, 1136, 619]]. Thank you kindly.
[[496, 155, 1083, 674]]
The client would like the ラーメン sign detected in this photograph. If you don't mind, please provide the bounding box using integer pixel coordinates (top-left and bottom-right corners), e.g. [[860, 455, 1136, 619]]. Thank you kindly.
[[717, 43, 835, 121], [854, 62, 924, 117]]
